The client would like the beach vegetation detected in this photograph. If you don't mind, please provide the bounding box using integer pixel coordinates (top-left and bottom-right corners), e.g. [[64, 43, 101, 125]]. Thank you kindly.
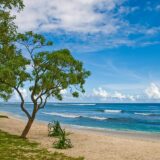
[[0, 130, 83, 160], [53, 129, 73, 149], [0, 115, 8, 118], [0, 0, 25, 101], [48, 121, 63, 137], [48, 121, 73, 149]]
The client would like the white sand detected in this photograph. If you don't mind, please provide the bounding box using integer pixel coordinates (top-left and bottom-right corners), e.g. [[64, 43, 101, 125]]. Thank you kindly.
[[0, 113, 160, 160]]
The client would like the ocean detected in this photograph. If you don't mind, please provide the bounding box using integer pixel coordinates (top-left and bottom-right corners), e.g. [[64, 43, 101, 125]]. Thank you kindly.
[[0, 103, 160, 133]]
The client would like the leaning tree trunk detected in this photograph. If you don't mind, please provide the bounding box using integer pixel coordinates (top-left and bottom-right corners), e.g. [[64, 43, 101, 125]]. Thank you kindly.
[[21, 118, 34, 138], [21, 103, 37, 138]]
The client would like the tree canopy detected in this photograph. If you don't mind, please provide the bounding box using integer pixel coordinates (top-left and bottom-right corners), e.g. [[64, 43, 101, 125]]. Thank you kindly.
[[0, 30, 90, 138], [16, 31, 90, 111], [0, 0, 90, 138], [0, 0, 25, 100]]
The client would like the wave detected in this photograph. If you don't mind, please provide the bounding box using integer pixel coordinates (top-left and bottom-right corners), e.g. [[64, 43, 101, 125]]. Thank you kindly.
[[84, 116, 108, 121], [69, 103, 96, 106], [51, 103, 96, 106], [104, 109, 122, 113], [134, 112, 160, 116], [42, 112, 108, 121], [42, 112, 80, 118]]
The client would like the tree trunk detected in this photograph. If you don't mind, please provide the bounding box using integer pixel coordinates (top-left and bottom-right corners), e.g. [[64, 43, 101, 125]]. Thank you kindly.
[[20, 118, 34, 138]]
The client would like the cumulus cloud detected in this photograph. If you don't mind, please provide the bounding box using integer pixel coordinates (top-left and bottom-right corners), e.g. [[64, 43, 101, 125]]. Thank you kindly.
[[113, 91, 126, 99], [92, 87, 136, 101], [13, 0, 124, 33], [10, 0, 160, 49], [93, 87, 109, 98], [145, 83, 160, 99], [14, 88, 29, 101]]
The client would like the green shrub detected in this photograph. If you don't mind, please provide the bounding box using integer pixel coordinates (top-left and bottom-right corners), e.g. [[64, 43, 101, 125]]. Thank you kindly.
[[0, 115, 8, 118], [48, 121, 63, 137], [53, 129, 73, 149]]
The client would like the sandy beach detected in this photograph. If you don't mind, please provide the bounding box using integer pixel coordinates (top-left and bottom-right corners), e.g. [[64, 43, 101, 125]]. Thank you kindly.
[[0, 113, 160, 160]]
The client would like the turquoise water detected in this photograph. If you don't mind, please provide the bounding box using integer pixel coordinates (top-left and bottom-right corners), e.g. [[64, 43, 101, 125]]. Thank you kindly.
[[0, 103, 160, 133]]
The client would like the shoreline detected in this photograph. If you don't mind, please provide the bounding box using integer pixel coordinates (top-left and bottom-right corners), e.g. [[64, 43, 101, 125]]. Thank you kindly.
[[1, 111, 160, 160], [1, 111, 160, 142]]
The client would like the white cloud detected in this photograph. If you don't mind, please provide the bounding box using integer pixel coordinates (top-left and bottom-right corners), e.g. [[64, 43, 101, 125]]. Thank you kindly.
[[93, 87, 109, 98], [13, 0, 124, 34], [10, 0, 160, 49], [118, 6, 139, 14], [14, 88, 28, 101], [145, 83, 160, 99], [92, 87, 136, 101], [113, 91, 126, 99]]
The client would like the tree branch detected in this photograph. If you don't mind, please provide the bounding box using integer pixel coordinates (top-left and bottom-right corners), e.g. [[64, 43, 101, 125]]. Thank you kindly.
[[14, 87, 31, 119], [38, 94, 50, 110]]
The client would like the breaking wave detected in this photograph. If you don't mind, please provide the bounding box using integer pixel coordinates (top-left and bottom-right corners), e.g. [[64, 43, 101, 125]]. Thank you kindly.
[[134, 112, 160, 116], [42, 112, 80, 118], [43, 112, 108, 120], [84, 116, 108, 120], [51, 103, 96, 106], [104, 109, 122, 113]]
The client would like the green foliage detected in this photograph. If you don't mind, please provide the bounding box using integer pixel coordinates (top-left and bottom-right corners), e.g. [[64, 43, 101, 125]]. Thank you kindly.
[[48, 121, 63, 137], [0, 47, 30, 100], [48, 121, 73, 149], [15, 32, 90, 113], [0, 0, 24, 10], [0, 0, 24, 45], [53, 129, 73, 149], [0, 3, 90, 137], [0, 30, 90, 137], [0, 130, 84, 160], [0, 0, 25, 100], [0, 115, 8, 118]]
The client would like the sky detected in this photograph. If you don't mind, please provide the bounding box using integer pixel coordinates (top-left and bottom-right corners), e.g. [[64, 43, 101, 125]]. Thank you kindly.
[[10, 0, 160, 103]]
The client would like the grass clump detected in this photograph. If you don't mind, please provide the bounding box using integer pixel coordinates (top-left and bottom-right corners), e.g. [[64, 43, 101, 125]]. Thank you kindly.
[[48, 121, 63, 137], [48, 121, 73, 149], [0, 115, 8, 118], [53, 129, 73, 149], [0, 130, 84, 160]]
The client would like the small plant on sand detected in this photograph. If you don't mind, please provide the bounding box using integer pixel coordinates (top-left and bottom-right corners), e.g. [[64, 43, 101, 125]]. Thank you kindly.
[[53, 129, 73, 149], [0, 115, 8, 118], [48, 121, 63, 137]]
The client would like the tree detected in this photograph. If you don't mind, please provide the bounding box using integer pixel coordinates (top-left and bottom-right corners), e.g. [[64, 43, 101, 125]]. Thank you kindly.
[[0, 0, 24, 47], [1, 31, 90, 138], [0, 0, 90, 139], [0, 0, 25, 100]]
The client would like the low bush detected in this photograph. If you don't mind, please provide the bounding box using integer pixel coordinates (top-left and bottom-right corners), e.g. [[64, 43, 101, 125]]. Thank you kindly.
[[48, 121, 63, 137], [48, 121, 73, 149], [0, 115, 8, 118], [53, 129, 73, 149]]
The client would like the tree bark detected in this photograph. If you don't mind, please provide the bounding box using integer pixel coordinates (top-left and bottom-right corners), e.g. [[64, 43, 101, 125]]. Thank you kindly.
[[20, 118, 34, 138]]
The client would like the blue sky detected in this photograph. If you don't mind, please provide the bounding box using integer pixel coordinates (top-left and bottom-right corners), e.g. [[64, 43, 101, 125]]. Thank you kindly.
[[11, 0, 160, 102]]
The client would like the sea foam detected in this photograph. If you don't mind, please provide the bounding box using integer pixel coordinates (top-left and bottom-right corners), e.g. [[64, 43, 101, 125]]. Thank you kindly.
[[84, 116, 108, 120], [104, 109, 122, 113], [43, 112, 108, 120], [134, 112, 159, 116], [42, 112, 80, 118]]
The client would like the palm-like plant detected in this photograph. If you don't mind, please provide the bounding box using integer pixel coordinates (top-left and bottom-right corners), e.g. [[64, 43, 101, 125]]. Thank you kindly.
[[53, 129, 73, 149], [48, 121, 63, 137]]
